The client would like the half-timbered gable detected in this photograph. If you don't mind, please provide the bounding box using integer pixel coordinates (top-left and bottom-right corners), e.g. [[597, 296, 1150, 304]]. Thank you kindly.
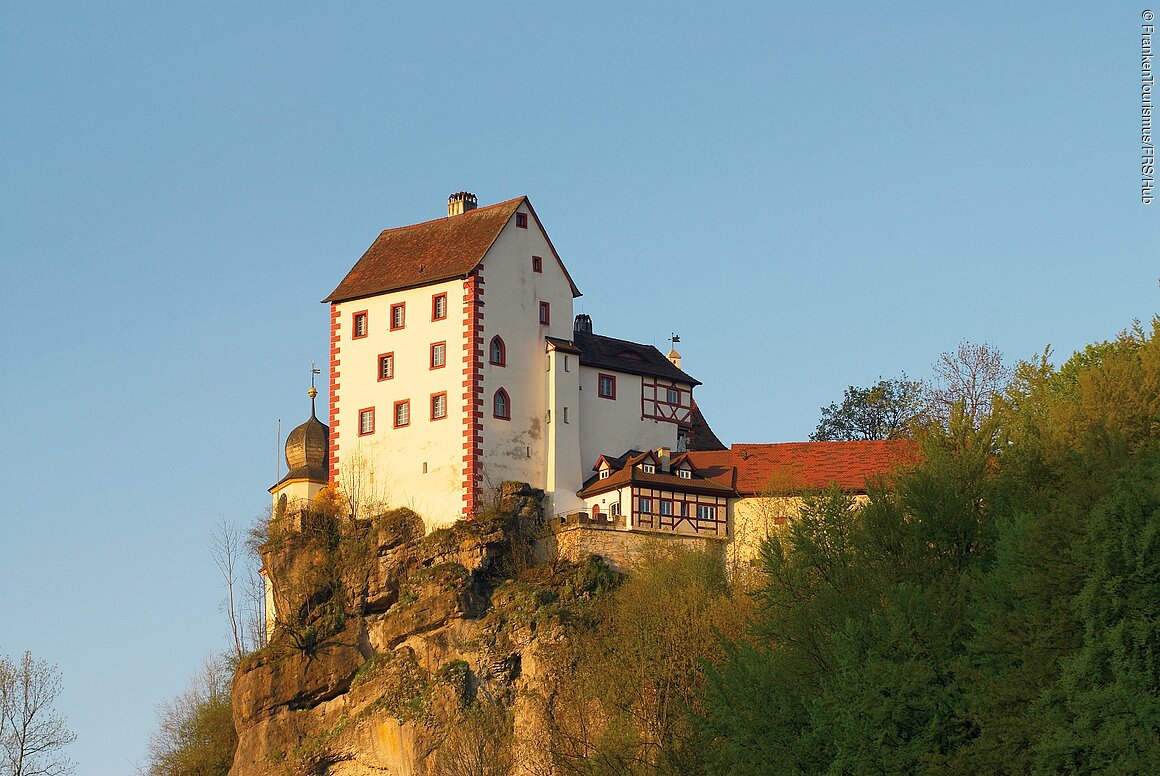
[[578, 448, 737, 540]]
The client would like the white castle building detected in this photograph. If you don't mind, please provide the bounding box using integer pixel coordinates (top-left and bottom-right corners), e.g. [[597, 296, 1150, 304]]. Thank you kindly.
[[269, 193, 915, 550]]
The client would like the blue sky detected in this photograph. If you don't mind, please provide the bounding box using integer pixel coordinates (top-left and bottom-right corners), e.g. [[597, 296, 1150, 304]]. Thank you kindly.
[[1, 2, 1155, 772]]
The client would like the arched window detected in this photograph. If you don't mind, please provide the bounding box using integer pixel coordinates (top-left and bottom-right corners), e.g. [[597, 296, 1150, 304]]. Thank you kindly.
[[493, 388, 511, 420], [489, 336, 506, 366]]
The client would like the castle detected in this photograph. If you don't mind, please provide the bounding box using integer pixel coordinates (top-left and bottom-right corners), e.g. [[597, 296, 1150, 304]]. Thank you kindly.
[[269, 193, 914, 558]]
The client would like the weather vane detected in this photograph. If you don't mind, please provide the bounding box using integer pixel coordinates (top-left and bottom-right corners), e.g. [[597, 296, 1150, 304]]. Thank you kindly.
[[670, 333, 680, 344], [308, 361, 321, 413]]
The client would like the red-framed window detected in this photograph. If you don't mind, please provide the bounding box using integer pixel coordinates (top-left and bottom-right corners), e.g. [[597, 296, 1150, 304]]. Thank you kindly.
[[352, 311, 368, 339], [358, 407, 375, 436], [489, 336, 506, 366], [432, 293, 448, 321], [532, 255, 543, 273], [377, 352, 394, 381], [430, 391, 448, 421], [390, 303, 405, 330], [539, 301, 550, 325], [393, 399, 410, 428], [598, 373, 616, 399], [516, 212, 528, 228], [430, 341, 446, 370], [493, 388, 511, 420]]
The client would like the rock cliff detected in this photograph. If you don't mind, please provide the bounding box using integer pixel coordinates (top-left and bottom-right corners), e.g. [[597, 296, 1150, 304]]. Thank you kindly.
[[230, 483, 618, 775]]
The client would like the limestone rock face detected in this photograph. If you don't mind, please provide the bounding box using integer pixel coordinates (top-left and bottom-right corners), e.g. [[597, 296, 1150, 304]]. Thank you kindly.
[[230, 485, 591, 776]]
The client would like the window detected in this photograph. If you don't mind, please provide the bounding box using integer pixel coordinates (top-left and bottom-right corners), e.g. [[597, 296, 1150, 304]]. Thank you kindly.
[[489, 336, 506, 366], [666, 387, 680, 404], [599, 469, 611, 480], [430, 342, 446, 369], [562, 406, 569, 424], [377, 352, 394, 381], [610, 502, 620, 517], [358, 407, 375, 435], [493, 388, 511, 420], [638, 497, 652, 514], [696, 504, 717, 521], [516, 212, 528, 228], [539, 301, 550, 325], [677, 468, 692, 479], [430, 392, 447, 420], [353, 311, 368, 339], [394, 400, 410, 428], [660, 500, 673, 516], [532, 255, 543, 272], [432, 293, 448, 321], [598, 374, 616, 399], [390, 303, 405, 330], [643, 463, 656, 474]]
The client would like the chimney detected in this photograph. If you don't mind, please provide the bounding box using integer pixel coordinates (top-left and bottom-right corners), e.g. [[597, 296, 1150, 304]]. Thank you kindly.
[[447, 191, 478, 217], [667, 348, 682, 369], [656, 446, 671, 472], [574, 313, 592, 334]]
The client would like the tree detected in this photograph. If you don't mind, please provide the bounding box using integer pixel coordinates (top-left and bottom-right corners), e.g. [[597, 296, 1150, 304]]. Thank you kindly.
[[143, 654, 236, 776], [0, 651, 76, 776], [210, 518, 265, 659], [810, 376, 924, 441], [925, 340, 1012, 428]]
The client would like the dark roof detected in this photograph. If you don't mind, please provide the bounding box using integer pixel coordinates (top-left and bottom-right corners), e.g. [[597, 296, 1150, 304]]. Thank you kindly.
[[323, 196, 581, 304], [545, 336, 582, 355], [685, 439, 919, 496], [687, 399, 727, 451], [578, 449, 737, 498], [572, 331, 701, 386]]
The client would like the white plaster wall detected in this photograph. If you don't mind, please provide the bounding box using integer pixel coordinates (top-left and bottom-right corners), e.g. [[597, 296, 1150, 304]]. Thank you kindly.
[[577, 367, 682, 477], [269, 478, 326, 514], [478, 205, 576, 497], [546, 348, 584, 516], [582, 485, 630, 522], [332, 278, 465, 527]]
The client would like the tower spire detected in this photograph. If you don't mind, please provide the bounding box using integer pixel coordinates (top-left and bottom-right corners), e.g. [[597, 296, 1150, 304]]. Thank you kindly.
[[309, 362, 321, 418]]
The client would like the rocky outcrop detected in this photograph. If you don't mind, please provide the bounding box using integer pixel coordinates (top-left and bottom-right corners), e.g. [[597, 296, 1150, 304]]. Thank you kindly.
[[230, 483, 613, 776]]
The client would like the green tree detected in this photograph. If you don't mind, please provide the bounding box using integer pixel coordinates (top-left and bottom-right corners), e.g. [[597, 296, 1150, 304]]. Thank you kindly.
[[143, 655, 236, 776], [1035, 453, 1160, 773], [552, 545, 749, 776], [810, 376, 924, 441]]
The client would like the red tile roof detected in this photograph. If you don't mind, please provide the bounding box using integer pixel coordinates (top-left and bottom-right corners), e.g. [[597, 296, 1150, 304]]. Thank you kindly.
[[323, 196, 581, 303], [685, 439, 919, 496]]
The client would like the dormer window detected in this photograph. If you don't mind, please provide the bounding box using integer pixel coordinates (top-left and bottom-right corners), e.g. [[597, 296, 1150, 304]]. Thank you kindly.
[[643, 463, 656, 474], [599, 469, 611, 480], [677, 468, 692, 479]]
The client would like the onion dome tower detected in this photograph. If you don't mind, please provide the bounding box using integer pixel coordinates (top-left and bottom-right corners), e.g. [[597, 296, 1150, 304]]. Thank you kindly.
[[269, 379, 330, 517]]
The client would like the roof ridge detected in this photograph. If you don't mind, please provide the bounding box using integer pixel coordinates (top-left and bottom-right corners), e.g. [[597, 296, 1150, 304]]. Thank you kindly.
[[372, 196, 525, 236]]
